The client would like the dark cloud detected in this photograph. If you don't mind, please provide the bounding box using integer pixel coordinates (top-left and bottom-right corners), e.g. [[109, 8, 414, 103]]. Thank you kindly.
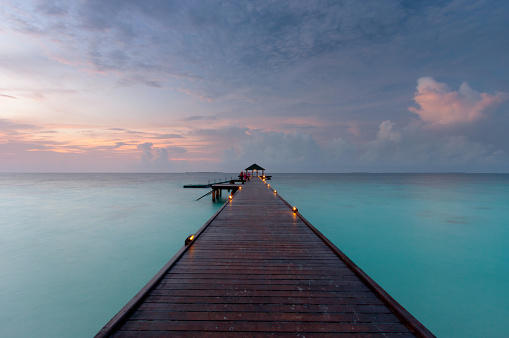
[[182, 115, 217, 122], [36, 0, 69, 16], [126, 130, 146, 135], [167, 146, 187, 154], [0, 119, 41, 135], [124, 130, 183, 139], [194, 127, 250, 145], [112, 142, 127, 149], [37, 130, 59, 134], [150, 134, 183, 139], [0, 94, 17, 99]]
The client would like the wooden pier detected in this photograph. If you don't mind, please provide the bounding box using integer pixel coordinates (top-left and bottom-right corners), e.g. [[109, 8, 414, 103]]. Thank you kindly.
[[96, 178, 434, 337]]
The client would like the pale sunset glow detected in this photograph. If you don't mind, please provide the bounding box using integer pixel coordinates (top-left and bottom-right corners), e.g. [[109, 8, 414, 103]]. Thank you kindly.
[[1, 1, 508, 172]]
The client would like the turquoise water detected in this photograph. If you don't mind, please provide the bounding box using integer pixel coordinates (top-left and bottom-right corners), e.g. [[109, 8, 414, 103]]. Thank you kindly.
[[0, 173, 226, 337], [272, 173, 509, 338], [0, 173, 508, 337]]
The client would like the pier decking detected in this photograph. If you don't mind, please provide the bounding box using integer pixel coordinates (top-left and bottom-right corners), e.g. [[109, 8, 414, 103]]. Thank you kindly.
[[96, 178, 434, 337]]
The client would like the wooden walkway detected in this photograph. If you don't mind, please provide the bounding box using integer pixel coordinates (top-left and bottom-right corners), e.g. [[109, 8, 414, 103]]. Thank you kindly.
[[97, 178, 434, 337]]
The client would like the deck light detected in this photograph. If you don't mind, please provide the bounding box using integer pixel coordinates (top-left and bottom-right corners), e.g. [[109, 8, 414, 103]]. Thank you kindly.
[[293, 207, 298, 213], [185, 234, 195, 245], [229, 195, 233, 200], [267, 184, 270, 188], [274, 190, 277, 194]]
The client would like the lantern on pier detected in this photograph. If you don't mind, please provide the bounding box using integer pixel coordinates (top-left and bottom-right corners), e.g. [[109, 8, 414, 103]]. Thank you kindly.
[[185, 234, 195, 245]]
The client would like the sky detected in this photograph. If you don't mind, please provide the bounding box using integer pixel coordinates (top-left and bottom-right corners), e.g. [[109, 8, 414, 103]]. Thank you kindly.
[[1, 0, 508, 173]]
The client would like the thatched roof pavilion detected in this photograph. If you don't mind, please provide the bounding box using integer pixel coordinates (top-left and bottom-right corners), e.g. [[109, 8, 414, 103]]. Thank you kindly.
[[245, 163, 265, 177]]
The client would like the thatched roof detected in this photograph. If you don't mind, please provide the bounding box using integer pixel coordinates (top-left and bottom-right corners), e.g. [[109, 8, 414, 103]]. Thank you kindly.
[[245, 163, 265, 171]]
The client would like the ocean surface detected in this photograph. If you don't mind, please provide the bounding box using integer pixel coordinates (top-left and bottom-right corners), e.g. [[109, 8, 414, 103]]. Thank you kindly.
[[0, 173, 508, 337]]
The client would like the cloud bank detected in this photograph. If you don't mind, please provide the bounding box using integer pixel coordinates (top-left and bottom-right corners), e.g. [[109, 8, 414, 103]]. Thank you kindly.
[[221, 119, 508, 173], [409, 77, 506, 126]]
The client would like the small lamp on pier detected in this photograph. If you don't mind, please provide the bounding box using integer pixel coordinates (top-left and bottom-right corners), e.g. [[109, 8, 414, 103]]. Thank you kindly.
[[185, 234, 195, 245], [293, 206, 298, 213], [229, 195, 233, 201], [274, 190, 277, 194]]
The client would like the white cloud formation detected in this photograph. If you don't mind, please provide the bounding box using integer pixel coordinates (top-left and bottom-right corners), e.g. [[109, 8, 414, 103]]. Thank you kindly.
[[409, 77, 506, 126]]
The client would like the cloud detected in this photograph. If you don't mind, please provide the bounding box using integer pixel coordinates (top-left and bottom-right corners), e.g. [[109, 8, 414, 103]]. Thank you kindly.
[[360, 120, 507, 171], [222, 130, 325, 172], [220, 122, 508, 173], [2, 0, 410, 96], [0, 94, 17, 99], [167, 146, 187, 154], [376, 120, 401, 142], [125, 130, 182, 139], [112, 142, 127, 149], [409, 77, 507, 126], [137, 142, 155, 163], [182, 115, 217, 122], [0, 119, 41, 135], [150, 134, 183, 139], [36, 1, 69, 16], [135, 142, 187, 171]]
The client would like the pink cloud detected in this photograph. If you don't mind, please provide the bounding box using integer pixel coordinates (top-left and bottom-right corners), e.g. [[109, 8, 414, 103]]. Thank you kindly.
[[409, 77, 506, 126]]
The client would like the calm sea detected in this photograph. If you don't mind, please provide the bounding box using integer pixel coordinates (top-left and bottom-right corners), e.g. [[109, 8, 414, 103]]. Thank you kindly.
[[0, 173, 508, 337]]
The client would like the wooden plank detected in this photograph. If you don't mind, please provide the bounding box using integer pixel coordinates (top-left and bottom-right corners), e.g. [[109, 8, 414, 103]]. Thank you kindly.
[[149, 289, 376, 298], [143, 295, 384, 305], [128, 311, 402, 323], [167, 267, 354, 274], [157, 278, 365, 286], [155, 282, 371, 292], [118, 320, 412, 333], [112, 332, 417, 338], [136, 302, 394, 314]]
